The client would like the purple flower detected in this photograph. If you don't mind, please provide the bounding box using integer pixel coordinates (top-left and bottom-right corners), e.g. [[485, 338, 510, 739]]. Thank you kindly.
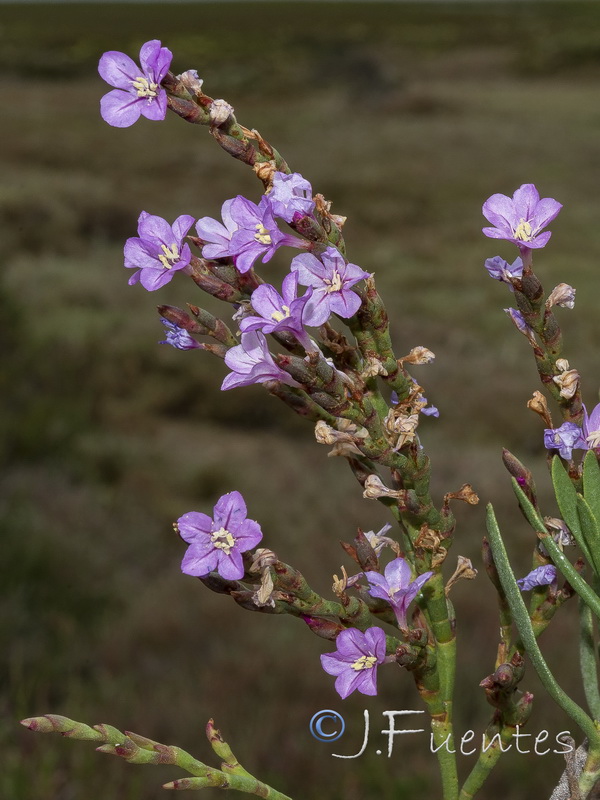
[[124, 212, 194, 291], [269, 172, 315, 222], [543, 421, 585, 460], [291, 247, 370, 326], [482, 184, 562, 250], [196, 196, 304, 274], [160, 320, 201, 351], [228, 196, 305, 273], [196, 200, 239, 261], [178, 491, 263, 581], [517, 565, 557, 591], [583, 403, 600, 451], [365, 557, 433, 629], [99, 40, 172, 128], [320, 627, 386, 699], [484, 256, 524, 289], [239, 272, 316, 351], [221, 331, 301, 391]]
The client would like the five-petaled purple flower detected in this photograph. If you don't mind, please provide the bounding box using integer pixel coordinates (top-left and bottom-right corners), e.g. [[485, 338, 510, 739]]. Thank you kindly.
[[178, 491, 263, 581], [268, 172, 315, 223], [543, 421, 585, 460], [239, 272, 316, 352], [365, 557, 433, 629], [484, 256, 524, 289], [482, 184, 562, 250], [291, 247, 370, 326], [196, 196, 305, 274], [124, 212, 194, 291], [517, 565, 557, 591], [99, 40, 172, 128], [222, 331, 301, 391], [160, 319, 201, 351], [320, 626, 386, 699]]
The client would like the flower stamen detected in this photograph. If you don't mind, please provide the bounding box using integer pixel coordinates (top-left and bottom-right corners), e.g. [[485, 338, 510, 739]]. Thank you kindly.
[[514, 219, 534, 242], [324, 270, 343, 293], [131, 76, 159, 99], [351, 655, 377, 671], [210, 527, 236, 555], [271, 305, 291, 322], [254, 224, 272, 245], [158, 243, 180, 270]]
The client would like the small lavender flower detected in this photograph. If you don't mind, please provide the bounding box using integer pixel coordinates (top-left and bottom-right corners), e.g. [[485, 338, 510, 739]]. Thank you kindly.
[[484, 256, 524, 289], [268, 172, 315, 222], [99, 40, 172, 128], [543, 421, 584, 460], [320, 627, 386, 699], [222, 331, 301, 390], [291, 247, 370, 326], [517, 565, 557, 591], [583, 403, 600, 450], [178, 491, 263, 581], [196, 200, 239, 260], [160, 320, 201, 351], [239, 272, 315, 351], [365, 557, 433, 629], [124, 212, 194, 291], [196, 196, 304, 273], [228, 196, 305, 273], [482, 184, 562, 250]]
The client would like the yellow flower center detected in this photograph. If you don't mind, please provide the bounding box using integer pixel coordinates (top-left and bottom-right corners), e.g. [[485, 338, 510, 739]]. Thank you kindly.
[[211, 527, 235, 555], [255, 224, 272, 245], [325, 270, 342, 293], [351, 655, 377, 671], [587, 431, 600, 449], [513, 219, 534, 242], [131, 76, 159, 99], [271, 305, 291, 323], [158, 243, 180, 270]]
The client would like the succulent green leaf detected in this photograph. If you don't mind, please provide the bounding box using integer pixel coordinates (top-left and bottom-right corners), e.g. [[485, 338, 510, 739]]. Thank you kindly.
[[551, 457, 594, 565]]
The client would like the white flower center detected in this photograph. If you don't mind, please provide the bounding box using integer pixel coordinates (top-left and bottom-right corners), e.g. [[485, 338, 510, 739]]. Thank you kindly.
[[587, 431, 600, 449], [514, 219, 534, 242], [210, 527, 235, 554], [271, 305, 291, 322], [351, 655, 377, 671], [324, 270, 342, 293], [131, 76, 159, 99], [158, 243, 180, 270], [254, 224, 272, 245]]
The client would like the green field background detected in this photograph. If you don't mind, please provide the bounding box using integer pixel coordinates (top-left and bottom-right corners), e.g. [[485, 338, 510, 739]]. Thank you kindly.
[[4, 3, 600, 798]]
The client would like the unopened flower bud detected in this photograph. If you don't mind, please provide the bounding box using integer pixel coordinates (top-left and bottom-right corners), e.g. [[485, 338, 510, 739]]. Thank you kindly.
[[301, 615, 345, 641], [547, 283, 576, 309], [209, 99, 234, 127]]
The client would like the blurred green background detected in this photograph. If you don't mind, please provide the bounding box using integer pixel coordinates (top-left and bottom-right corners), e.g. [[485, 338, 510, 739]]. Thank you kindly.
[[4, 2, 600, 798]]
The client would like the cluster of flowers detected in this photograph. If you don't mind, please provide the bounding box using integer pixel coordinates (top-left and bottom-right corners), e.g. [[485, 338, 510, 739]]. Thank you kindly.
[[481, 183, 600, 460], [98, 43, 567, 697], [178, 492, 433, 698]]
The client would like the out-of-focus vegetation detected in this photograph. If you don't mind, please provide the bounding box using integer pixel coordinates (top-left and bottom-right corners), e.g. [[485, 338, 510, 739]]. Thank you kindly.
[[4, 3, 600, 798]]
